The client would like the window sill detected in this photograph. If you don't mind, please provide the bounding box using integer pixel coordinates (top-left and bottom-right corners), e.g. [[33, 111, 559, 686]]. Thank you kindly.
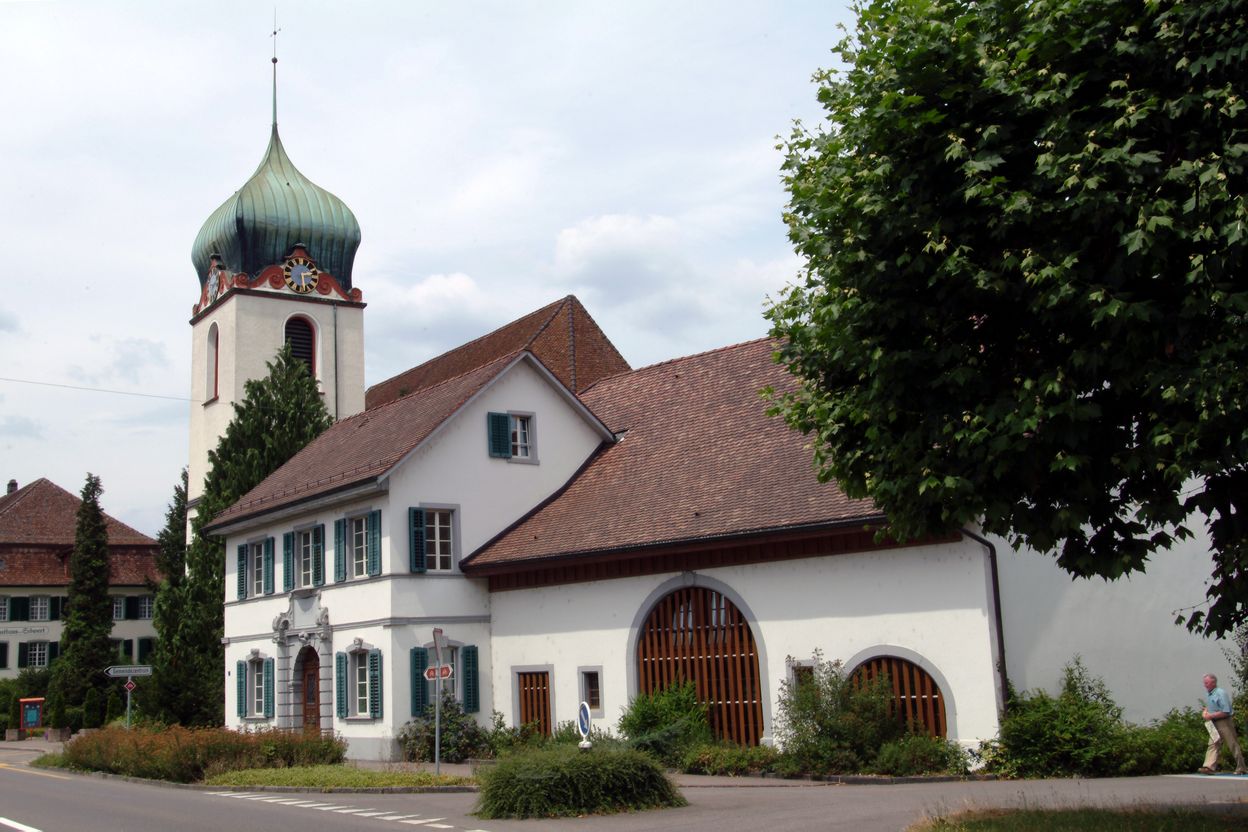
[[506, 456, 539, 466], [342, 716, 379, 723], [242, 716, 271, 723]]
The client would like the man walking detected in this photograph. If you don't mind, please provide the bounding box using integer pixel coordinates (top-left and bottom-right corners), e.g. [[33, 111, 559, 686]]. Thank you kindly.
[[1199, 673, 1247, 775]]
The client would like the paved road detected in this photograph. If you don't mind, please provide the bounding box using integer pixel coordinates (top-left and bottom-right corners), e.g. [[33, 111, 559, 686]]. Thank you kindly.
[[2, 740, 1246, 832]]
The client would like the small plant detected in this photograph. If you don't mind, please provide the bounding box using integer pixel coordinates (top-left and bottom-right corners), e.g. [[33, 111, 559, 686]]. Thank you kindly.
[[773, 650, 902, 774], [873, 733, 968, 776], [681, 742, 780, 775], [399, 691, 490, 763], [617, 681, 713, 766], [475, 746, 686, 818]]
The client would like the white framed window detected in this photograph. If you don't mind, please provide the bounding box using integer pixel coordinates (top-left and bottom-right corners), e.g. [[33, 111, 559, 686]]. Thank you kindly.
[[251, 658, 266, 717], [487, 411, 538, 463], [0, 596, 9, 622], [351, 515, 368, 578], [337, 643, 382, 720], [28, 641, 48, 668], [138, 595, 154, 620], [579, 666, 604, 718], [298, 530, 315, 588], [250, 541, 265, 597], [354, 653, 369, 715], [235, 653, 274, 720], [112, 596, 124, 621], [284, 526, 324, 591], [29, 596, 49, 622], [425, 509, 454, 572], [510, 414, 532, 458]]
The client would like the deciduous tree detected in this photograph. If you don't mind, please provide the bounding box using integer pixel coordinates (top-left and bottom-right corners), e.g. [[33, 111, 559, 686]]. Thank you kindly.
[[767, 0, 1246, 633]]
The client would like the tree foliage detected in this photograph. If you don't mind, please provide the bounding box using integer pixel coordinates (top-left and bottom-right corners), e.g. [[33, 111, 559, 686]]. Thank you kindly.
[[155, 345, 332, 725], [50, 474, 115, 709], [767, 0, 1247, 634]]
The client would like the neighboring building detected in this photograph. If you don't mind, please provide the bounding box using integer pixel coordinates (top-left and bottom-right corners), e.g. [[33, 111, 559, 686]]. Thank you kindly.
[[196, 93, 1228, 761], [0, 478, 161, 679]]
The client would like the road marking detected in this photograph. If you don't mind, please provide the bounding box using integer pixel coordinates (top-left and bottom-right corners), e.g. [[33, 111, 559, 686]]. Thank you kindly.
[[399, 820, 446, 826], [0, 818, 43, 832], [427, 825, 454, 830], [0, 764, 71, 781], [335, 807, 375, 813], [354, 812, 393, 817], [313, 805, 355, 811]]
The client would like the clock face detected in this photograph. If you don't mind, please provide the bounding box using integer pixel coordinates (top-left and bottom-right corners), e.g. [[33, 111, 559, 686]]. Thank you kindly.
[[283, 256, 320, 294], [207, 267, 220, 300]]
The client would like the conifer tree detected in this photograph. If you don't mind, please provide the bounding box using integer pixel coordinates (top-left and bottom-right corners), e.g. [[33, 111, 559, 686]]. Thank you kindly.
[[144, 469, 194, 723], [167, 345, 332, 724], [50, 474, 114, 710]]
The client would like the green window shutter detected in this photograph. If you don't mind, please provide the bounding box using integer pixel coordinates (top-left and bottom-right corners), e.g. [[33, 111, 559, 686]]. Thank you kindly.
[[487, 412, 512, 458], [11, 597, 29, 622], [236, 660, 247, 718], [48, 642, 59, 662], [462, 645, 479, 713], [408, 508, 427, 574], [410, 647, 429, 716], [334, 519, 347, 583], [125, 597, 139, 620], [335, 652, 348, 718], [137, 638, 154, 663], [0, 642, 7, 670], [312, 524, 325, 587], [366, 510, 382, 577], [122, 639, 134, 661], [236, 544, 248, 600], [283, 533, 294, 591], [263, 658, 275, 719], [49, 596, 61, 620], [263, 538, 275, 595], [368, 649, 383, 719], [18, 642, 28, 668]]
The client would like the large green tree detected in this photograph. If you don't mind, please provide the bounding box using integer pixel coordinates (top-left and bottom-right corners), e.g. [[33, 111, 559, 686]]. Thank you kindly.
[[159, 345, 332, 724], [767, 0, 1246, 634], [50, 474, 115, 710], [143, 469, 192, 723]]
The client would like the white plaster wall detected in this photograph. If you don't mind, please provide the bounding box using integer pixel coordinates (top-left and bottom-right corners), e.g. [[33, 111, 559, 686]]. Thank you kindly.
[[488, 541, 1003, 745], [993, 527, 1232, 722]]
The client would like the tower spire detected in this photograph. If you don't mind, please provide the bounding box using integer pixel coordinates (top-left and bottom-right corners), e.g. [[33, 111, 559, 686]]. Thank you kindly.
[[271, 11, 281, 127]]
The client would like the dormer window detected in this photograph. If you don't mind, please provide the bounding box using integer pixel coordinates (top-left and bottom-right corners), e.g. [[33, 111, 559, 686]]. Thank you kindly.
[[487, 412, 537, 463]]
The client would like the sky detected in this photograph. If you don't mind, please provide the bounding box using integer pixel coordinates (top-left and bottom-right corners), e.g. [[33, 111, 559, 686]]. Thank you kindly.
[[0, 0, 853, 536]]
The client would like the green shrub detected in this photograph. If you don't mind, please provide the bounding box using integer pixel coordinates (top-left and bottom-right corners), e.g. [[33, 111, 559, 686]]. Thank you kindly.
[[681, 742, 780, 775], [64, 706, 84, 733], [617, 681, 713, 766], [82, 688, 103, 729], [45, 688, 65, 729], [1116, 708, 1208, 776], [773, 650, 902, 774], [982, 658, 1125, 778], [475, 746, 687, 818], [105, 690, 123, 725], [873, 733, 968, 776], [399, 691, 490, 763], [61, 725, 346, 783]]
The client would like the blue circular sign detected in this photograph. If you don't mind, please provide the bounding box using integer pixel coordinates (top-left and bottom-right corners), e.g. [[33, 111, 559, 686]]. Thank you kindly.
[[577, 701, 591, 738]]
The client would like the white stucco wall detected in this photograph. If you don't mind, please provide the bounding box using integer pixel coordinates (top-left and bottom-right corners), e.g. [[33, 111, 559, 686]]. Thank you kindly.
[[992, 527, 1232, 723], [488, 540, 1003, 746]]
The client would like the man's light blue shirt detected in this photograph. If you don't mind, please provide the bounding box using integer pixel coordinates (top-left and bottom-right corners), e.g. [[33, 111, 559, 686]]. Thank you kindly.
[[1208, 686, 1234, 716]]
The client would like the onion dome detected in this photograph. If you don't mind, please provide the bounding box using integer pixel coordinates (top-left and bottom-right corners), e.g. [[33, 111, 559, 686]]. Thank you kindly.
[[191, 125, 361, 290]]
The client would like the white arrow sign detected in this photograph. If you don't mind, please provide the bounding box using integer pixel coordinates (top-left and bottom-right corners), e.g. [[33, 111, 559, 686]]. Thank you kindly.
[[106, 665, 152, 678]]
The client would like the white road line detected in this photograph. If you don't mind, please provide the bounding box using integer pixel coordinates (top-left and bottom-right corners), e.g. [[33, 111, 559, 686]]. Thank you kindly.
[[270, 799, 312, 804], [0, 819, 42, 832], [313, 805, 355, 811], [353, 811, 394, 817], [374, 815, 414, 821], [335, 807, 376, 813], [399, 820, 446, 826], [427, 825, 455, 830]]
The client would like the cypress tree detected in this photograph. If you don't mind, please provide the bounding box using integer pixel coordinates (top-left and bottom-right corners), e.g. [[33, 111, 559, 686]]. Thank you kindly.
[[50, 474, 114, 710]]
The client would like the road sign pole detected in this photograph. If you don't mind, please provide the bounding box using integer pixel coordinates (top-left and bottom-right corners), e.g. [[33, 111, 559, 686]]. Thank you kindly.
[[432, 628, 445, 777], [125, 678, 132, 730]]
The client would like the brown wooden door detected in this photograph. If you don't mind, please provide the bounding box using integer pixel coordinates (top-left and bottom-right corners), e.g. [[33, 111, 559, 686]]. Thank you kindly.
[[302, 652, 320, 731], [852, 656, 947, 737], [636, 586, 764, 746], [516, 671, 551, 736]]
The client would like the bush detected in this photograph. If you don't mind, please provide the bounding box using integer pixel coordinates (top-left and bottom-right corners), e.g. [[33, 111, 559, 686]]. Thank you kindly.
[[82, 688, 103, 729], [681, 742, 780, 775], [105, 690, 124, 725], [1116, 708, 1208, 776], [475, 746, 687, 818], [773, 650, 902, 774], [45, 688, 65, 730], [617, 681, 713, 766], [64, 706, 84, 733], [61, 725, 346, 783], [399, 691, 490, 763], [873, 733, 968, 776]]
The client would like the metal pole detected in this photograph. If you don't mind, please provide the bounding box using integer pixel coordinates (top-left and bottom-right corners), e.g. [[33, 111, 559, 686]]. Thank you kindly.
[[125, 678, 132, 729], [434, 655, 442, 776]]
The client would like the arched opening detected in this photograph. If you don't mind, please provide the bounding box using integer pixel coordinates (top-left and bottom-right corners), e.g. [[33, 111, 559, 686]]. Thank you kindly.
[[285, 316, 316, 377], [294, 645, 321, 732], [636, 586, 763, 745], [850, 655, 947, 737], [206, 323, 219, 401]]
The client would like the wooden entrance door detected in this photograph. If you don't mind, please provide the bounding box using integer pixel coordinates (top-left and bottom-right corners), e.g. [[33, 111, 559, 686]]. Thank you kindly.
[[636, 586, 764, 746], [851, 656, 948, 737], [516, 671, 551, 736], [300, 649, 320, 731]]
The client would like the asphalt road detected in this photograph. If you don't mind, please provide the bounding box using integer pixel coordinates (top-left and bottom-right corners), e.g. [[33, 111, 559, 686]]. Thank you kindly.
[[2, 741, 1247, 832]]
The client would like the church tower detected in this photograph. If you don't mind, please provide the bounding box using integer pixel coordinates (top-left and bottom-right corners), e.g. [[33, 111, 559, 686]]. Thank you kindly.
[[186, 57, 365, 518]]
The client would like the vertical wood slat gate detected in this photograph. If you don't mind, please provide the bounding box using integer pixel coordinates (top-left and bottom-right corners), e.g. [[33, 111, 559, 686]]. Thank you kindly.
[[851, 656, 947, 737], [517, 671, 552, 736], [637, 587, 763, 746]]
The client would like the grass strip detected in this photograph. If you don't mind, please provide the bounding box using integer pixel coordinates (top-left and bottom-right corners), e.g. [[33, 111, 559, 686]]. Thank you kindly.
[[915, 807, 1246, 831], [204, 764, 473, 789]]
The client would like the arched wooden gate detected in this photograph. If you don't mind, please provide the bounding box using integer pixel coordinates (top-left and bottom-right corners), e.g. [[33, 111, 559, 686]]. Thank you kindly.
[[636, 586, 763, 746], [851, 655, 947, 737]]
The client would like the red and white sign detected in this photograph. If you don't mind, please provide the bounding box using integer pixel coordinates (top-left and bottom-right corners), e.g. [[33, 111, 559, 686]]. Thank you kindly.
[[124, 680, 137, 693], [423, 665, 453, 681]]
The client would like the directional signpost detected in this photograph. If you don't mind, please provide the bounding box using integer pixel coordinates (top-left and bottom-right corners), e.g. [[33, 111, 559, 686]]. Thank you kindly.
[[106, 665, 152, 729]]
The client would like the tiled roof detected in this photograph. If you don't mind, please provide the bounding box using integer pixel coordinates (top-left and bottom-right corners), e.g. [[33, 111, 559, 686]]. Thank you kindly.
[[209, 353, 520, 528], [365, 295, 630, 408], [0, 478, 156, 547], [463, 339, 881, 570], [0, 478, 160, 587]]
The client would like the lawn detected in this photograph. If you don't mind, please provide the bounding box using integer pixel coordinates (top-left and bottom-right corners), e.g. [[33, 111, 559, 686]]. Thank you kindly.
[[913, 808, 1247, 831], [204, 764, 474, 789]]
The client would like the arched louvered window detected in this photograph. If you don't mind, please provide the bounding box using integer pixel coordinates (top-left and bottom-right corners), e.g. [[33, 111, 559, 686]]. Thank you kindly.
[[636, 586, 764, 746], [207, 323, 220, 401], [285, 317, 315, 376], [851, 655, 947, 737]]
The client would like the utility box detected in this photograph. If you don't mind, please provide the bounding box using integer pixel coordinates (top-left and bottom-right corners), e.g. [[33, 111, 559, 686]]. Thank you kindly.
[[19, 697, 45, 729]]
